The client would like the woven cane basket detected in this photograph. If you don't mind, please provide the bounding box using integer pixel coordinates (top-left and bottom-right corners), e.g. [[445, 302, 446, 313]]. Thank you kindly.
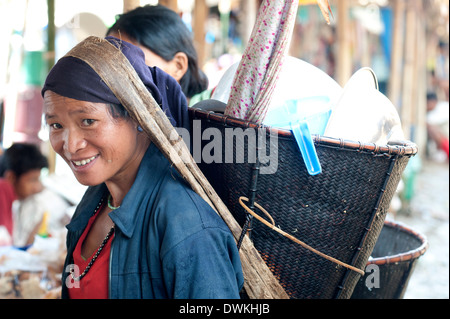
[[188, 106, 418, 299], [351, 220, 428, 299]]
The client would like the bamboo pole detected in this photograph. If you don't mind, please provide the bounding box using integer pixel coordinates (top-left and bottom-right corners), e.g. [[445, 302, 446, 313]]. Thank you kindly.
[[193, 0, 207, 68], [336, 0, 352, 87], [414, 0, 428, 152], [66, 36, 289, 299], [388, 0, 405, 109], [123, 0, 140, 13], [401, 0, 417, 141], [239, 0, 258, 45], [47, 0, 57, 174], [159, 0, 178, 12]]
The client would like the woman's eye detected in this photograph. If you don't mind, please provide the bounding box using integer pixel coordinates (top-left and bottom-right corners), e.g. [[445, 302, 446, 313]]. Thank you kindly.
[[82, 119, 96, 126], [49, 123, 62, 130]]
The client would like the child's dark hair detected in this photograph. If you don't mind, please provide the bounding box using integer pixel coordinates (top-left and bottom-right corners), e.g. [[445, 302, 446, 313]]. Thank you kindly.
[[108, 4, 208, 98], [0, 143, 48, 178]]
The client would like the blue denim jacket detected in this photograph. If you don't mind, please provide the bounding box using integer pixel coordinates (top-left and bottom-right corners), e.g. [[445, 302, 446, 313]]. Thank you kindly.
[[61, 143, 244, 299]]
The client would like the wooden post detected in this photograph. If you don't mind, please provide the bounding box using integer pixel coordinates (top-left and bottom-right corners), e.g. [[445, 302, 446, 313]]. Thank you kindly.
[[159, 0, 178, 12], [388, 0, 405, 109], [401, 0, 417, 141], [414, 0, 427, 151], [239, 0, 258, 46], [219, 0, 231, 55], [123, 0, 140, 13], [193, 0, 208, 68], [336, 0, 352, 87], [47, 0, 57, 174]]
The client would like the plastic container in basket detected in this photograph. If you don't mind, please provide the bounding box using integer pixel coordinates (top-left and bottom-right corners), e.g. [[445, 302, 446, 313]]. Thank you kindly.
[[189, 106, 418, 299], [351, 220, 428, 299]]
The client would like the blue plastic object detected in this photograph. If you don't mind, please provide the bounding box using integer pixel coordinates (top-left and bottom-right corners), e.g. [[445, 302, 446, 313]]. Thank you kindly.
[[264, 96, 332, 175]]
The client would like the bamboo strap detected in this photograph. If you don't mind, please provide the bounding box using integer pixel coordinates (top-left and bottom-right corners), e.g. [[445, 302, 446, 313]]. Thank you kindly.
[[239, 197, 365, 276], [64, 36, 289, 299]]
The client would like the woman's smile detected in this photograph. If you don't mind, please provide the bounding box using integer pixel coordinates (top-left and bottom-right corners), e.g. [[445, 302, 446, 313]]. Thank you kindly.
[[70, 154, 99, 169]]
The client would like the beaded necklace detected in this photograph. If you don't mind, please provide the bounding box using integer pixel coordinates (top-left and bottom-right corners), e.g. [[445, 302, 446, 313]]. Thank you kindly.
[[70, 197, 115, 282], [107, 194, 120, 210]]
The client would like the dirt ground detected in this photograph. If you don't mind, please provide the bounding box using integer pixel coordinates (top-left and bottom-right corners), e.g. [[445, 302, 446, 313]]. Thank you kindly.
[[392, 157, 449, 299]]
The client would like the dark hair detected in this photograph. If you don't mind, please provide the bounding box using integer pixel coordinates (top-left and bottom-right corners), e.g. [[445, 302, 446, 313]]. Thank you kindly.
[[0, 143, 48, 178], [108, 5, 208, 98], [108, 103, 129, 119]]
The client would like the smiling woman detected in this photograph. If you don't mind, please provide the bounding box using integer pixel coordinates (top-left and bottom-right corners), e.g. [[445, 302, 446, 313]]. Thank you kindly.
[[41, 36, 244, 299]]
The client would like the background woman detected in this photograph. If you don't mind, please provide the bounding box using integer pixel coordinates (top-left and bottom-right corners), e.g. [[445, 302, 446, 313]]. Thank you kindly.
[[108, 5, 209, 101]]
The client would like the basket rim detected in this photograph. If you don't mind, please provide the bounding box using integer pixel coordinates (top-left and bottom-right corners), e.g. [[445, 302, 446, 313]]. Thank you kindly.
[[189, 107, 418, 157], [367, 220, 429, 266]]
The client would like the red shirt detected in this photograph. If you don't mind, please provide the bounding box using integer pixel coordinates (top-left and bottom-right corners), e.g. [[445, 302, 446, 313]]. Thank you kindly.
[[0, 178, 16, 236], [68, 203, 114, 299]]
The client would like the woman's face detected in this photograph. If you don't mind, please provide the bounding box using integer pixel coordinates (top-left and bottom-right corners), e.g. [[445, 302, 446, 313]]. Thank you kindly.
[[44, 91, 147, 187]]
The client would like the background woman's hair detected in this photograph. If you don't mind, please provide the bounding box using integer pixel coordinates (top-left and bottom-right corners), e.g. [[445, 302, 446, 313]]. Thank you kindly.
[[108, 5, 208, 98]]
